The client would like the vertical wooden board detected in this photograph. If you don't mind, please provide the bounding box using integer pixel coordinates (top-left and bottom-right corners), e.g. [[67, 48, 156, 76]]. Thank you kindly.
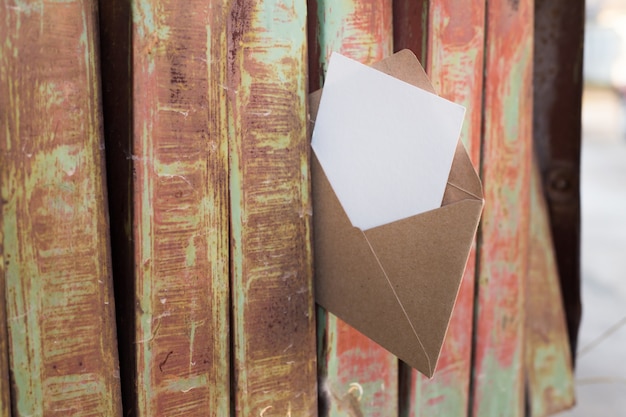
[[97, 0, 135, 413], [472, 1, 533, 416], [320, 315, 398, 417], [0, 239, 10, 416], [309, 0, 393, 88], [425, 0, 484, 166], [394, 0, 486, 415], [533, 0, 584, 359], [308, 1, 398, 416], [0, 1, 122, 415], [525, 156, 575, 417], [228, 1, 317, 416], [127, 1, 231, 415], [392, 0, 429, 66]]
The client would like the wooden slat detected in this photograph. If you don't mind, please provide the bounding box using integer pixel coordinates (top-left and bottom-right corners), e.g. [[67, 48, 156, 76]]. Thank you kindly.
[[97, 0, 135, 413], [525, 156, 575, 417], [227, 1, 318, 416], [308, 0, 393, 90], [0, 234, 10, 416], [0, 1, 122, 415], [394, 0, 485, 414], [308, 1, 398, 416], [533, 0, 584, 360], [471, 0, 534, 416], [100, 0, 232, 414]]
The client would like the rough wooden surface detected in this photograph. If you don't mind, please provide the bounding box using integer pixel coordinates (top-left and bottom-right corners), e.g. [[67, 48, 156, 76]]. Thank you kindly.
[[133, 0, 233, 412], [525, 156, 575, 417], [115, 1, 232, 415], [308, 0, 393, 90], [472, 0, 534, 416], [308, 1, 398, 415], [228, 1, 318, 416], [0, 230, 10, 416], [0, 1, 122, 415], [395, 0, 485, 415], [533, 0, 584, 360]]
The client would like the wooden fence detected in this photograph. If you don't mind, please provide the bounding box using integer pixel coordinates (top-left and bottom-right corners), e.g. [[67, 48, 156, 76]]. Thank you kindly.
[[0, 0, 582, 416]]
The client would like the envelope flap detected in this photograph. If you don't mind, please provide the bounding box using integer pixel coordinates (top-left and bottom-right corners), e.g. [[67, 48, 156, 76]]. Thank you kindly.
[[312, 155, 433, 374], [443, 141, 483, 203], [312, 153, 483, 376], [363, 199, 483, 374], [310, 50, 485, 377]]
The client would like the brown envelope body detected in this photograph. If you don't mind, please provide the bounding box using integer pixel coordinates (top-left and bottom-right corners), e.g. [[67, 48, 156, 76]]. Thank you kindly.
[[309, 50, 484, 377]]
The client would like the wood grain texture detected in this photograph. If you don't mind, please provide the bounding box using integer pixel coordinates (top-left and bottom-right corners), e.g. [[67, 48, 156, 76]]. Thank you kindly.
[[0, 226, 10, 416], [124, 1, 231, 415], [0, 1, 122, 415], [525, 156, 575, 417], [228, 1, 317, 416], [472, 0, 534, 416], [309, 0, 393, 89], [533, 0, 584, 360], [394, 0, 485, 415], [308, 1, 398, 416]]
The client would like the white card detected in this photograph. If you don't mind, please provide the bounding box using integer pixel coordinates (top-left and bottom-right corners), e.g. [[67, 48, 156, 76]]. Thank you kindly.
[[311, 52, 465, 231]]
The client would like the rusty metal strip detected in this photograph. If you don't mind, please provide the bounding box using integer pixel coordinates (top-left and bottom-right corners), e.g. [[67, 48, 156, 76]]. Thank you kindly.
[[525, 155, 575, 417], [100, 0, 233, 415], [0, 1, 122, 415], [308, 1, 399, 416], [471, 0, 534, 416], [227, 1, 318, 416], [394, 0, 486, 415], [533, 0, 584, 361]]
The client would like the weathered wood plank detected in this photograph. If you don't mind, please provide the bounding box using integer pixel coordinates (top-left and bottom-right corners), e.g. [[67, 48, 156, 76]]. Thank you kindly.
[[97, 0, 135, 413], [308, 0, 393, 90], [471, 0, 534, 416], [99, 0, 232, 414], [0, 232, 10, 416], [308, 1, 398, 416], [394, 0, 485, 414], [0, 1, 122, 415], [525, 155, 575, 417], [533, 0, 584, 360], [228, 1, 318, 416]]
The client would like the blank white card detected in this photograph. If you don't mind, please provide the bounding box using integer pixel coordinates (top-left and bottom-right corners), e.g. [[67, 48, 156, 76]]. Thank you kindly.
[[311, 52, 466, 231]]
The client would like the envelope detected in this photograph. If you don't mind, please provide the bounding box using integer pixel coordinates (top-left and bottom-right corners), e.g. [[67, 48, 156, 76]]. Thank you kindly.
[[309, 49, 484, 377]]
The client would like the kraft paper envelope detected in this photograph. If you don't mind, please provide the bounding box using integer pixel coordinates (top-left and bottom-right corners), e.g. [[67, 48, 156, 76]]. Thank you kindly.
[[309, 49, 484, 377]]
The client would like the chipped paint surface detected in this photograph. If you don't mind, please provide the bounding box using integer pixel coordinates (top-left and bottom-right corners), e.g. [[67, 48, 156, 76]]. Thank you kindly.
[[311, 0, 392, 87], [0, 208, 10, 417], [0, 0, 122, 415], [525, 159, 575, 416], [228, 0, 317, 416], [308, 1, 398, 416], [472, 0, 534, 415], [396, 0, 486, 415], [127, 0, 231, 415], [324, 316, 398, 417]]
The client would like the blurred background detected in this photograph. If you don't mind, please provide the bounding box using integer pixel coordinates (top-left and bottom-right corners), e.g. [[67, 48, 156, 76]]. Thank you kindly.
[[557, 0, 626, 415]]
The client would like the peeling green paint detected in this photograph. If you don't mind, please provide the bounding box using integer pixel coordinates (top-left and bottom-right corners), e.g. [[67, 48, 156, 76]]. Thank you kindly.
[[474, 351, 524, 416], [0, 1, 122, 414], [185, 237, 196, 267]]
